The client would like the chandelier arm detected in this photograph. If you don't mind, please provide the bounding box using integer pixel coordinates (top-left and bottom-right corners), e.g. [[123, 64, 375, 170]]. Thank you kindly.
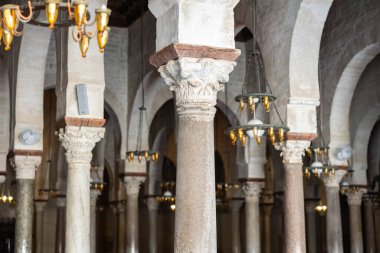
[[83, 25, 96, 39], [67, 1, 74, 19], [72, 27, 82, 42], [16, 1, 33, 22], [84, 14, 96, 26]]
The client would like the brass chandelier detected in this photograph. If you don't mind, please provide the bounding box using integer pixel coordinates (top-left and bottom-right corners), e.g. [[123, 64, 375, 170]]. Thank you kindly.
[[0, 0, 111, 57], [127, 0, 158, 163], [226, 0, 289, 148]]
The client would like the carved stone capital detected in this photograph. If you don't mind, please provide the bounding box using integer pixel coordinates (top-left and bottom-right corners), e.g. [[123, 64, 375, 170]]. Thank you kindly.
[[230, 200, 243, 212], [147, 198, 160, 211], [158, 57, 236, 120], [116, 202, 126, 213], [275, 140, 310, 164], [242, 182, 264, 203], [35, 201, 47, 212], [322, 170, 346, 188], [56, 197, 66, 207], [345, 188, 366, 206], [14, 155, 42, 180], [59, 126, 105, 164], [124, 176, 145, 195]]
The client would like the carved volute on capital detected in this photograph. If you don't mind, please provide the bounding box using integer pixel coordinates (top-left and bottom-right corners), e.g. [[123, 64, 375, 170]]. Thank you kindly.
[[345, 188, 367, 206], [59, 126, 105, 164], [14, 155, 42, 180], [242, 182, 264, 203], [322, 170, 346, 188], [275, 140, 310, 164], [124, 176, 146, 195], [158, 58, 236, 117]]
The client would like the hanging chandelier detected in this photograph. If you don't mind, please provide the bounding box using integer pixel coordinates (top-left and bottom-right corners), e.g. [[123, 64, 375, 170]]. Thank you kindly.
[[126, 0, 158, 163], [90, 164, 104, 191], [0, 175, 14, 205], [304, 146, 335, 179], [38, 159, 59, 198], [226, 0, 288, 148], [0, 0, 111, 57]]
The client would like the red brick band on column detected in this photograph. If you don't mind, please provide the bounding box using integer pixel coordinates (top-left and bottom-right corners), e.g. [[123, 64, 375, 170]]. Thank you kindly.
[[149, 43, 241, 68], [65, 117, 106, 127]]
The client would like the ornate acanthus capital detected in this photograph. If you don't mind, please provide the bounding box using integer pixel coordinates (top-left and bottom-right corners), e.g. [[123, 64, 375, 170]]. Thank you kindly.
[[158, 57, 236, 118], [345, 188, 366, 206], [322, 170, 346, 188], [59, 126, 105, 164], [14, 155, 42, 180], [124, 176, 146, 195], [275, 140, 310, 164], [242, 181, 264, 203]]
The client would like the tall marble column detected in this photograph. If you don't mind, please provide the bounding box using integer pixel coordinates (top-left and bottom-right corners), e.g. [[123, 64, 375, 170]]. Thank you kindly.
[[90, 190, 101, 253], [147, 198, 159, 253], [59, 126, 104, 253], [230, 200, 243, 253], [242, 182, 263, 253], [363, 198, 376, 253], [374, 202, 380, 252], [14, 155, 41, 253], [346, 188, 366, 253], [262, 203, 273, 253], [322, 170, 346, 253], [124, 176, 145, 253], [277, 140, 311, 253], [157, 57, 236, 253], [35, 201, 47, 253], [55, 197, 66, 253], [115, 202, 126, 253], [305, 201, 317, 253]]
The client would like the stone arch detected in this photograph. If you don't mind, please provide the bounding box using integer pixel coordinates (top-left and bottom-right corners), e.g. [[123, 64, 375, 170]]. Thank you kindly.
[[367, 122, 380, 189], [352, 107, 380, 184], [329, 44, 380, 165]]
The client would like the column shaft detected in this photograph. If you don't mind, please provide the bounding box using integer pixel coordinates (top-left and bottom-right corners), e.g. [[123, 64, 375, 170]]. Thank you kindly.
[[55, 203, 66, 253], [305, 203, 317, 253], [117, 203, 126, 253], [90, 191, 100, 253], [246, 200, 260, 252], [35, 202, 47, 253], [325, 186, 343, 252], [149, 209, 158, 253], [126, 193, 139, 253], [349, 204, 363, 253], [175, 112, 216, 252], [283, 163, 306, 253], [263, 205, 273, 253], [15, 179, 34, 253], [231, 207, 241, 253], [364, 199, 376, 253]]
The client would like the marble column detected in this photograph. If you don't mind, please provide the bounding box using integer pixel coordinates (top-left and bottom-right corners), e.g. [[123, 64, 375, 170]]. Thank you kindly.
[[116, 202, 126, 253], [35, 201, 47, 253], [346, 189, 366, 253], [305, 201, 317, 253], [14, 155, 41, 253], [322, 170, 346, 253], [277, 140, 311, 253], [124, 176, 145, 253], [55, 197, 66, 253], [158, 57, 236, 253], [147, 198, 159, 253], [262, 204, 273, 253], [230, 200, 243, 253], [363, 198, 376, 253], [374, 202, 380, 252], [59, 126, 104, 253], [242, 182, 263, 253], [90, 190, 101, 253]]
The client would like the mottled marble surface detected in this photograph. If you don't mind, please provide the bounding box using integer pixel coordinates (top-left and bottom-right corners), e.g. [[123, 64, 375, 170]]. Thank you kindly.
[[15, 179, 34, 253]]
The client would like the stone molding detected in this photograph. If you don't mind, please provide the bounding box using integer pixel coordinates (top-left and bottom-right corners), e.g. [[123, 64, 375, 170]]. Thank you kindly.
[[275, 140, 310, 164], [124, 176, 146, 195], [14, 155, 42, 180], [158, 57, 236, 120], [345, 188, 367, 206], [242, 181, 264, 203], [149, 43, 241, 68], [59, 126, 105, 164], [322, 170, 347, 188]]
